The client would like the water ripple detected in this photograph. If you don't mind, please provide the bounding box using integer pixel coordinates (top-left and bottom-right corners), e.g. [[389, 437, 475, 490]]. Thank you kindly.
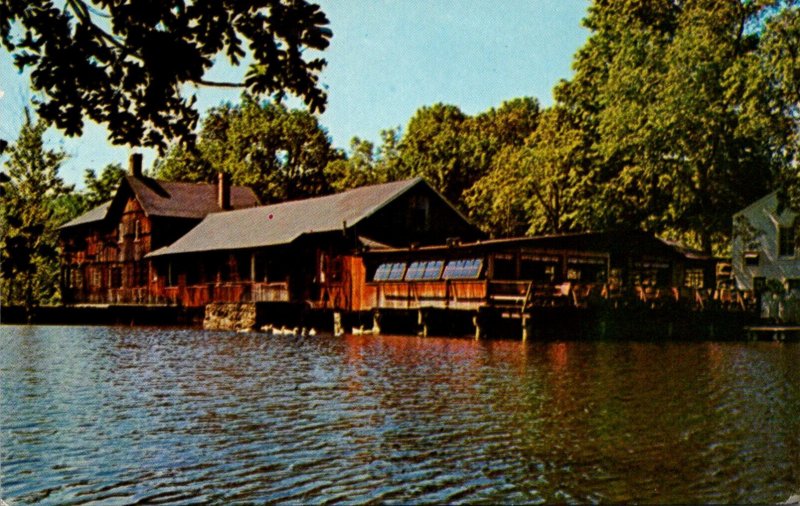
[[2, 327, 800, 503]]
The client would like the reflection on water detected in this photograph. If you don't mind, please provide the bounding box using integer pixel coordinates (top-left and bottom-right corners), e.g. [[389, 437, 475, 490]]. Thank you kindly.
[[1, 325, 799, 504]]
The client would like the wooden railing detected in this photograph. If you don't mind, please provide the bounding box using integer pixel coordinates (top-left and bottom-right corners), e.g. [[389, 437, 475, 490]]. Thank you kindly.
[[368, 278, 757, 313], [107, 287, 155, 304], [488, 280, 578, 308], [162, 281, 290, 307], [71, 279, 757, 313]]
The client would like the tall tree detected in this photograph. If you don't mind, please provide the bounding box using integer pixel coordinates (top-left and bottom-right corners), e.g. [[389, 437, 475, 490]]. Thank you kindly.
[[0, 0, 332, 149], [553, 0, 678, 236], [466, 107, 581, 237], [463, 145, 530, 237], [155, 97, 340, 202], [743, 5, 800, 208], [650, 1, 778, 252], [395, 103, 476, 206], [555, 0, 789, 254], [386, 98, 540, 209], [471, 97, 541, 150], [0, 112, 71, 319]]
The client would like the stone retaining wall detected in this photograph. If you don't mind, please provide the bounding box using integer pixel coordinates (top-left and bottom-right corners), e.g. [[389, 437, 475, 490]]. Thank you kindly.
[[204, 303, 257, 330]]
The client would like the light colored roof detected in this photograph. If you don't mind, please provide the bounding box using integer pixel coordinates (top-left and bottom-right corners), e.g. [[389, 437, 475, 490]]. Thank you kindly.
[[358, 236, 393, 250], [147, 178, 423, 257], [59, 201, 112, 229], [734, 190, 778, 218]]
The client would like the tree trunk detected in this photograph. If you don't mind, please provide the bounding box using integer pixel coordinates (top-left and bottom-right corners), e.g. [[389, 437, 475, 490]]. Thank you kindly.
[[700, 229, 713, 256]]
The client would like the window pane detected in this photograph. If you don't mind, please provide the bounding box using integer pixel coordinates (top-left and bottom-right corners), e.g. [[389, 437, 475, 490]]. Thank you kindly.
[[387, 263, 406, 281], [373, 263, 390, 281], [780, 226, 795, 256], [374, 262, 407, 281], [684, 268, 704, 288], [443, 258, 483, 279], [442, 260, 458, 279], [406, 261, 426, 280], [422, 260, 444, 280]]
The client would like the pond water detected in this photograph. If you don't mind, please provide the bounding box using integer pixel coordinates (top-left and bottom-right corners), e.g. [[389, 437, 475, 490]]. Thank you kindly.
[[1, 325, 799, 504]]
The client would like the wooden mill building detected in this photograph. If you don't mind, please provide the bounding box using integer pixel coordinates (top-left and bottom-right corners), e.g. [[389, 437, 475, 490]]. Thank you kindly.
[[358, 230, 722, 315], [145, 177, 482, 309], [58, 154, 259, 304]]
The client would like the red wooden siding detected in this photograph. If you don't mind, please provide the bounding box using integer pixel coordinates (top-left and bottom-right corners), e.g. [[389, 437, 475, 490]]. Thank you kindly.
[[61, 197, 159, 304]]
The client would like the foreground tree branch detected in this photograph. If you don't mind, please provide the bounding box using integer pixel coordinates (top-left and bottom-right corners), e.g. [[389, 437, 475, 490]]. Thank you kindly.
[[0, 0, 332, 151]]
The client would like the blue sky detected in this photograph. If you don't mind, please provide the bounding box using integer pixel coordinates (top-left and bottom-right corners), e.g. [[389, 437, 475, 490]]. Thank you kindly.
[[0, 1, 590, 188]]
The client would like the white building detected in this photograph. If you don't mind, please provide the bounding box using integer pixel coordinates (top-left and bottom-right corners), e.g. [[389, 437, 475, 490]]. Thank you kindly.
[[732, 191, 800, 291]]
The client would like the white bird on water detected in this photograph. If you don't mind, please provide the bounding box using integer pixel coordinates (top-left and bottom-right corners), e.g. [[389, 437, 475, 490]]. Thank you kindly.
[[351, 325, 376, 336], [258, 324, 316, 336]]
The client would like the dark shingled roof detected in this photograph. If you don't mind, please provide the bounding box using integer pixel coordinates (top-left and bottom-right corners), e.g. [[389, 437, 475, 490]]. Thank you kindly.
[[124, 176, 259, 219], [59, 176, 259, 230], [148, 178, 423, 257]]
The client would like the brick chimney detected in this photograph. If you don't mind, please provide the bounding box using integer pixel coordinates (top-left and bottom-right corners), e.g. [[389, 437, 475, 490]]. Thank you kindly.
[[129, 153, 142, 178], [217, 172, 231, 210]]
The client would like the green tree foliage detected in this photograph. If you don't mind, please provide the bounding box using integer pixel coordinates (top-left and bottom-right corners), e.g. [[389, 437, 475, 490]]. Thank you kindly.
[[155, 96, 340, 202], [465, 107, 583, 237], [742, 5, 800, 208], [552, 0, 794, 254], [0, 0, 331, 149], [323, 2, 800, 250], [395, 99, 540, 208], [462, 146, 530, 237], [392, 103, 476, 206], [323, 128, 405, 192], [0, 112, 71, 318], [326, 98, 541, 211], [83, 163, 126, 208], [324, 137, 381, 192]]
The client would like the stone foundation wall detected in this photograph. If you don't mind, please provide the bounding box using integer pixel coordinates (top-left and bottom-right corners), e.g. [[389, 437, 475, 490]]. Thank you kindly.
[[204, 303, 257, 330]]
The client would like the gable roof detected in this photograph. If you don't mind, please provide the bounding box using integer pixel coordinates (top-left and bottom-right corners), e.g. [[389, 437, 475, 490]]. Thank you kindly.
[[148, 178, 426, 257], [59, 176, 260, 230], [124, 176, 259, 219], [734, 190, 778, 218], [59, 200, 112, 229]]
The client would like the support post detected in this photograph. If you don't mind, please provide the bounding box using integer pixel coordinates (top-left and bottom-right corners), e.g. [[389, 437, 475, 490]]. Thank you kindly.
[[333, 311, 344, 337], [473, 314, 482, 340], [418, 309, 428, 337], [521, 313, 532, 342]]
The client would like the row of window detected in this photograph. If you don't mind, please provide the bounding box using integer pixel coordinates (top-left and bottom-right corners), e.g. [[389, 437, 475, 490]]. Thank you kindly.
[[374, 259, 706, 286], [373, 259, 484, 282]]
